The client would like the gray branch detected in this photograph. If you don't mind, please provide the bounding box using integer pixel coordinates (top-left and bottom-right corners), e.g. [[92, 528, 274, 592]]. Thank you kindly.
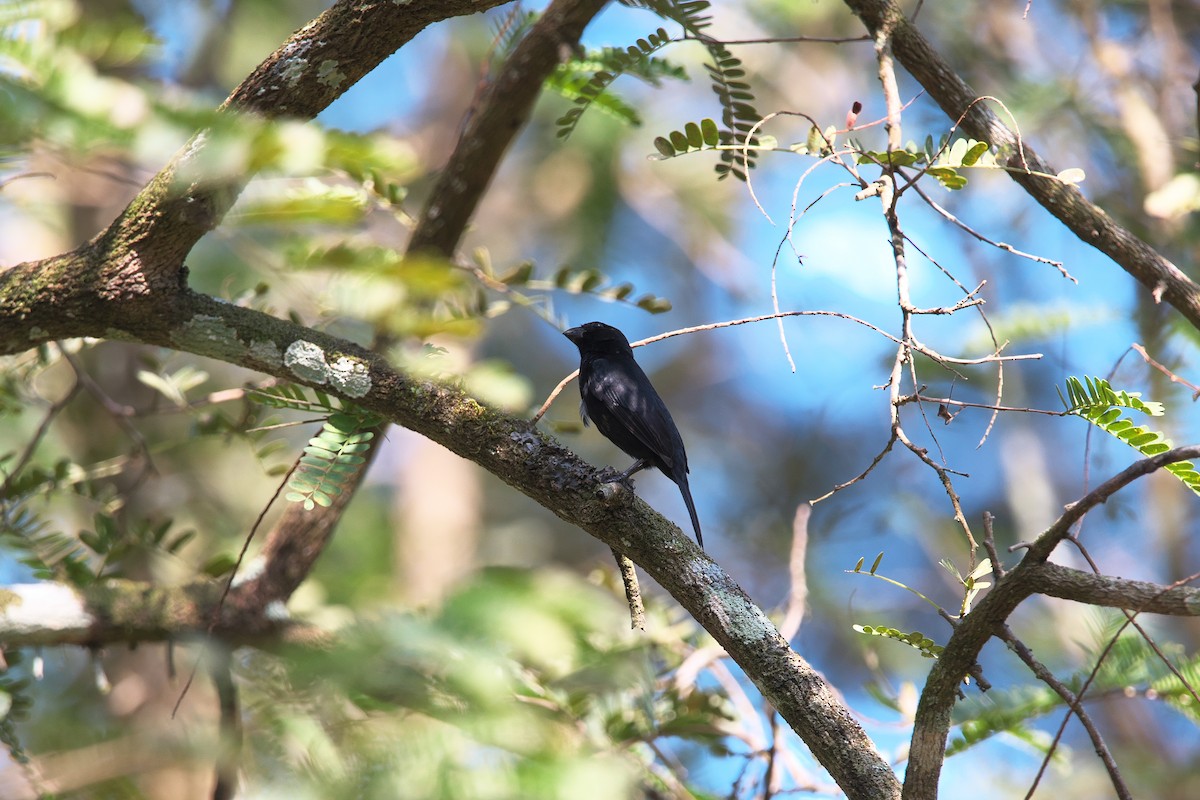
[[906, 445, 1200, 799]]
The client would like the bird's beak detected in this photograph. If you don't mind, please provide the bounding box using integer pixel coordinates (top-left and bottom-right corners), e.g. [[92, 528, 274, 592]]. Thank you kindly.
[[563, 326, 582, 343]]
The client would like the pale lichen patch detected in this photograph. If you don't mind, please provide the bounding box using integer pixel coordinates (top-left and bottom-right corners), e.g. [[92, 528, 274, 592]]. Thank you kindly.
[[317, 60, 346, 89], [277, 57, 307, 88], [249, 339, 283, 366], [329, 355, 371, 397], [180, 315, 245, 360], [283, 340, 330, 384]]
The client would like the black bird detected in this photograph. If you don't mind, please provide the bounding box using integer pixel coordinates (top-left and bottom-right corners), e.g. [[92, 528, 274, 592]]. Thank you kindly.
[[563, 321, 703, 548]]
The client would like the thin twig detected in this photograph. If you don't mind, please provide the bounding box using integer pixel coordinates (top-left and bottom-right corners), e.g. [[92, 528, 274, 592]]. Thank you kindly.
[[900, 394, 1064, 416], [810, 432, 898, 504], [778, 505, 810, 641], [1131, 342, 1200, 399], [997, 625, 1130, 800], [61, 351, 155, 485], [0, 372, 80, 498], [981, 511, 1004, 579], [611, 547, 645, 630], [172, 457, 302, 717], [210, 647, 242, 800], [909, 180, 1071, 276], [700, 34, 872, 45], [1025, 570, 1200, 800], [530, 310, 909, 424]]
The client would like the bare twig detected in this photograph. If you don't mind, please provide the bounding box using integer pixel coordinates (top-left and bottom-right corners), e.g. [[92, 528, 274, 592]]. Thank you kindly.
[[210, 647, 242, 800], [611, 547, 645, 630], [530, 310, 909, 425], [809, 432, 898, 504], [1025, 570, 1200, 800], [909, 181, 1071, 275], [996, 625, 1130, 800], [900, 394, 1063, 416], [173, 456, 302, 717], [846, 0, 1200, 331], [699, 34, 872, 45], [908, 446, 1200, 796], [0, 365, 80, 498], [1131, 342, 1200, 399], [778, 506, 810, 641], [981, 511, 1004, 579]]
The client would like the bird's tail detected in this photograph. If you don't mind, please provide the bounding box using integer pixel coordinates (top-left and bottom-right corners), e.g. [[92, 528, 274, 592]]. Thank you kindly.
[[677, 474, 703, 549]]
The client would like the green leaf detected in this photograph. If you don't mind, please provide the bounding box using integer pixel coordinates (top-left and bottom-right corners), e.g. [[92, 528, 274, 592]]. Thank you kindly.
[[1062, 376, 1197, 496], [854, 625, 944, 658], [926, 166, 967, 190], [635, 294, 672, 314], [229, 183, 368, 226], [960, 141, 990, 166], [550, 31, 681, 139]]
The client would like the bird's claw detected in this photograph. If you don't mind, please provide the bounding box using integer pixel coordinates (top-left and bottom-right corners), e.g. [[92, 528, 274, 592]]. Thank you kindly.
[[597, 466, 635, 489]]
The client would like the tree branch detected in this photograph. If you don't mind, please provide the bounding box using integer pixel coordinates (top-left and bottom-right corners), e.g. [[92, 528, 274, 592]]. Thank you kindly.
[[904, 445, 1200, 798], [240, 0, 612, 608], [1026, 562, 1200, 615], [843, 0, 1200, 332], [0, 0, 511, 352], [0, 284, 900, 798]]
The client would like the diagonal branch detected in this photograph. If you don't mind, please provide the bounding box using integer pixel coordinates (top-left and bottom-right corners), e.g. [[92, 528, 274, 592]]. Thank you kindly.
[[0, 0, 511, 351], [843, 0, 1200, 333], [904, 444, 1200, 798], [0, 283, 902, 800]]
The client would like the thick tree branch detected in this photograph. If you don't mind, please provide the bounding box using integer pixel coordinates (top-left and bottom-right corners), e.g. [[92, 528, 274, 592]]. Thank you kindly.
[[843, 0, 1200, 332], [0, 0, 510, 353], [904, 445, 1200, 799], [0, 284, 901, 799], [409, 0, 610, 255], [0, 581, 327, 647], [1026, 562, 1200, 615]]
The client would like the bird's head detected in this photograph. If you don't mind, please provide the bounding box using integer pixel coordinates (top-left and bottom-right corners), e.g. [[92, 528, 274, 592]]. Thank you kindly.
[[563, 321, 634, 356]]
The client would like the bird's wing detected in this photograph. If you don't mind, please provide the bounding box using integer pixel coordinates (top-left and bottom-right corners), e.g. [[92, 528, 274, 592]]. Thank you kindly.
[[588, 357, 682, 472]]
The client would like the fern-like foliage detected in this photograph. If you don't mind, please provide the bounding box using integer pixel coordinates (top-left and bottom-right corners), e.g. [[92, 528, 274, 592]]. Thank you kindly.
[[286, 412, 381, 511], [947, 684, 1062, 757], [853, 624, 944, 659], [950, 619, 1200, 756], [552, 29, 678, 138], [0, 648, 32, 766], [704, 40, 760, 180], [488, 7, 538, 68], [622, 0, 762, 180], [0, 497, 95, 585], [1059, 376, 1200, 496], [651, 117, 721, 160], [250, 386, 384, 509], [470, 249, 673, 320], [251, 383, 341, 415]]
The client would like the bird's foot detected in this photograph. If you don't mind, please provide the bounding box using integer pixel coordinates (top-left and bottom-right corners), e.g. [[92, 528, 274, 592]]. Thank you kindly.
[[597, 466, 636, 489]]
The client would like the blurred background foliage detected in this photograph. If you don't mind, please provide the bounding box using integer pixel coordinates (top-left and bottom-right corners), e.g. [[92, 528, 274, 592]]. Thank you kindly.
[[1, 0, 1200, 797]]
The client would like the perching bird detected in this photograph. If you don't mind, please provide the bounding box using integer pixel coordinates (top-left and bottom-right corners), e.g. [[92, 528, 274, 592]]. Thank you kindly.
[[563, 321, 703, 548]]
